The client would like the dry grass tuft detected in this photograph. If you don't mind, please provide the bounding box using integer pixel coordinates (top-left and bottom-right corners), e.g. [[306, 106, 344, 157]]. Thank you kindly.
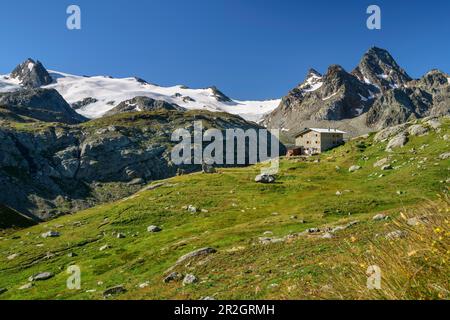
[[327, 196, 449, 300]]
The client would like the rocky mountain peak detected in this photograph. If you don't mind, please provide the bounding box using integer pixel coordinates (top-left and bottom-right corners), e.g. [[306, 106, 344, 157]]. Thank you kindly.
[[208, 86, 233, 103], [352, 47, 412, 91], [307, 68, 322, 78], [324, 65, 349, 81], [10, 58, 53, 88], [321, 65, 370, 93], [297, 68, 323, 93], [418, 69, 449, 88]]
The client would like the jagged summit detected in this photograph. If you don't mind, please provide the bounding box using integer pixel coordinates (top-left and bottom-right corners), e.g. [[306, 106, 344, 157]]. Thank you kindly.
[[10, 58, 53, 88], [307, 68, 322, 78], [352, 47, 412, 91], [297, 68, 323, 93]]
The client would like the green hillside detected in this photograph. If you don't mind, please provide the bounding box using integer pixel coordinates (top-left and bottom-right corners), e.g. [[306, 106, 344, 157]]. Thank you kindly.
[[0, 118, 448, 300]]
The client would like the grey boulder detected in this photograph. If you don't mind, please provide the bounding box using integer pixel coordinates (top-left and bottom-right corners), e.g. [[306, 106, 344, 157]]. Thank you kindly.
[[255, 174, 276, 184]]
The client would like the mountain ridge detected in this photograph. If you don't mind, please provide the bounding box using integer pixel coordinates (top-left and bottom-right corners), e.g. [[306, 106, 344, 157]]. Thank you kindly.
[[1, 64, 280, 123], [2, 48, 448, 132], [264, 47, 450, 137]]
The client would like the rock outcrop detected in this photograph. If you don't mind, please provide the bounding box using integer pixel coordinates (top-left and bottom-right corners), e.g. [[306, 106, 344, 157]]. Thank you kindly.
[[104, 96, 185, 117], [0, 88, 87, 124]]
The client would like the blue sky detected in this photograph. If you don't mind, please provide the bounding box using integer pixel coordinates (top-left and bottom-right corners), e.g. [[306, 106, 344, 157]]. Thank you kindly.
[[0, 0, 449, 100]]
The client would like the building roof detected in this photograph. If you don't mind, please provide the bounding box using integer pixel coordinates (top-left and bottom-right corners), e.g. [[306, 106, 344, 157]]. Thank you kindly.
[[295, 128, 347, 137]]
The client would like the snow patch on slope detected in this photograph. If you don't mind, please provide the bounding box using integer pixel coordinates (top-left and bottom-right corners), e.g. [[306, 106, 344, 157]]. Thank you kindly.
[[0, 74, 21, 93], [299, 73, 323, 93]]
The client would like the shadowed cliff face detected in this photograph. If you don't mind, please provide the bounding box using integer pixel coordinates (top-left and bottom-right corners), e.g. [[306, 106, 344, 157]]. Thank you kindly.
[[0, 88, 87, 124]]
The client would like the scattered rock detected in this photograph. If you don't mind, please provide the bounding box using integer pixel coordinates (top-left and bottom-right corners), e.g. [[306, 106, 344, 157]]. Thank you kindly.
[[202, 163, 217, 174], [116, 233, 126, 239], [147, 225, 162, 233], [426, 118, 441, 129], [348, 165, 361, 172], [381, 164, 393, 171], [187, 205, 198, 213], [67, 252, 77, 258], [99, 245, 111, 251], [0, 288, 7, 295], [385, 230, 407, 240], [7, 253, 19, 260], [322, 233, 334, 239], [336, 191, 342, 196], [183, 274, 198, 286], [331, 221, 359, 234], [29, 272, 54, 282], [408, 124, 429, 136], [439, 152, 450, 160], [41, 231, 60, 238], [19, 283, 33, 290], [386, 133, 408, 152], [138, 281, 149, 288], [374, 124, 408, 142], [174, 248, 217, 266], [163, 272, 183, 283], [373, 213, 389, 221], [201, 296, 216, 300], [103, 285, 127, 298], [44, 252, 55, 260], [331, 226, 347, 233], [373, 158, 390, 168], [255, 174, 276, 184], [407, 217, 429, 227], [259, 237, 284, 245]]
